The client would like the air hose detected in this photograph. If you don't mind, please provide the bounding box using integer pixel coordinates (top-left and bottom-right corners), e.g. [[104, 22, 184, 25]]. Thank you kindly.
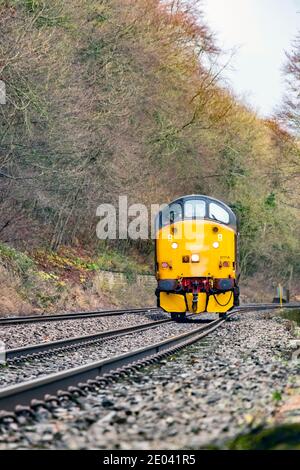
[[213, 290, 233, 307]]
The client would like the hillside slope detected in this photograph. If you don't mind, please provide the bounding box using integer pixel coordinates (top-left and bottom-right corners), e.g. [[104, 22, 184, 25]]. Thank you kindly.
[[0, 0, 299, 313]]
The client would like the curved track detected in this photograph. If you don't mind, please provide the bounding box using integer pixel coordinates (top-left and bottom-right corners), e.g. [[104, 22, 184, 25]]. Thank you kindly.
[[0, 302, 298, 326], [3, 304, 294, 363], [0, 307, 157, 325], [0, 303, 299, 414], [5, 317, 173, 362], [0, 314, 226, 413]]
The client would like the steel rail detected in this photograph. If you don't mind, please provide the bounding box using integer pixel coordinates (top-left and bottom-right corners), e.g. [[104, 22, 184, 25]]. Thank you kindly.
[[0, 306, 158, 325], [235, 303, 300, 312], [1, 303, 299, 326], [0, 303, 299, 413], [1, 304, 299, 362], [0, 314, 227, 412], [5, 317, 174, 361]]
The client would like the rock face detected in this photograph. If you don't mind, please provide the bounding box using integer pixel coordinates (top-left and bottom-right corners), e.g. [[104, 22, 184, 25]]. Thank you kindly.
[[0, 310, 298, 449]]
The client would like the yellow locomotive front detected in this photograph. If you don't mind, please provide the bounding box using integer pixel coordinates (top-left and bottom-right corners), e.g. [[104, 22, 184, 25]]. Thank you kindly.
[[155, 195, 239, 320]]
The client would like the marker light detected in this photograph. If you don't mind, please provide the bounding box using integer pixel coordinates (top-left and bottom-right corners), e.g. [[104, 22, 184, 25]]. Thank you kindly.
[[213, 242, 219, 249], [171, 242, 178, 249], [191, 254, 200, 263], [161, 262, 169, 268]]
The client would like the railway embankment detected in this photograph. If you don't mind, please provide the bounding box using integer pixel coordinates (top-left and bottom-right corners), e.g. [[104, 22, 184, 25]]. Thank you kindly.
[[0, 309, 299, 449]]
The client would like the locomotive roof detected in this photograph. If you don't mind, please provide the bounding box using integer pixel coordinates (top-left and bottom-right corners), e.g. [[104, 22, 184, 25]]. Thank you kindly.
[[165, 194, 237, 227]]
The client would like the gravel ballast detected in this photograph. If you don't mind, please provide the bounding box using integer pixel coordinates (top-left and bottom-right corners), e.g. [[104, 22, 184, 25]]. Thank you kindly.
[[0, 310, 167, 349], [0, 319, 205, 388], [0, 310, 299, 449]]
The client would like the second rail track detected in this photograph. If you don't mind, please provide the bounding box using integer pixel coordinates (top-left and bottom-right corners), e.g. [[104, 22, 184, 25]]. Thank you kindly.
[[0, 303, 299, 414]]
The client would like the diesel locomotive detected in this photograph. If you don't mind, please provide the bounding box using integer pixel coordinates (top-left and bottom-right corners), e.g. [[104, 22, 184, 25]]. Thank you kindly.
[[155, 195, 239, 320]]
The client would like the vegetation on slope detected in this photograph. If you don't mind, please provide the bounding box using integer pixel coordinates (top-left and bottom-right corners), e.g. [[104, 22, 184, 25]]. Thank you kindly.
[[0, 0, 299, 301], [0, 241, 152, 312]]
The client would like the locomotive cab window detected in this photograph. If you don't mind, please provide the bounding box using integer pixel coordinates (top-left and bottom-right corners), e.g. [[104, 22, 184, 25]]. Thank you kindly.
[[184, 199, 206, 219], [209, 202, 230, 224], [161, 203, 183, 227]]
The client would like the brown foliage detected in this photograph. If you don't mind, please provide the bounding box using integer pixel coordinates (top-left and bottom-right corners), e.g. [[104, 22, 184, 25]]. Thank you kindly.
[[278, 33, 300, 134], [0, 0, 299, 281]]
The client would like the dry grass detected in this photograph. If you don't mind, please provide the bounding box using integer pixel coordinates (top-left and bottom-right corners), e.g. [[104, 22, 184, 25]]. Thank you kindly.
[[0, 247, 156, 315], [0, 266, 35, 315]]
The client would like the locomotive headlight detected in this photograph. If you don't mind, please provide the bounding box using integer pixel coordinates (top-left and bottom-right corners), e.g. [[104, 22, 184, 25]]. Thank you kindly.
[[171, 242, 178, 249], [213, 242, 219, 249], [191, 254, 200, 263]]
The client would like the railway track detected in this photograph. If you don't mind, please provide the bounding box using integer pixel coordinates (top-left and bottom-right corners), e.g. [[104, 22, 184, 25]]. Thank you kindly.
[[5, 317, 174, 362], [0, 314, 227, 413], [235, 303, 300, 312], [2, 304, 295, 363], [0, 306, 158, 325], [0, 302, 298, 326], [0, 303, 299, 414]]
